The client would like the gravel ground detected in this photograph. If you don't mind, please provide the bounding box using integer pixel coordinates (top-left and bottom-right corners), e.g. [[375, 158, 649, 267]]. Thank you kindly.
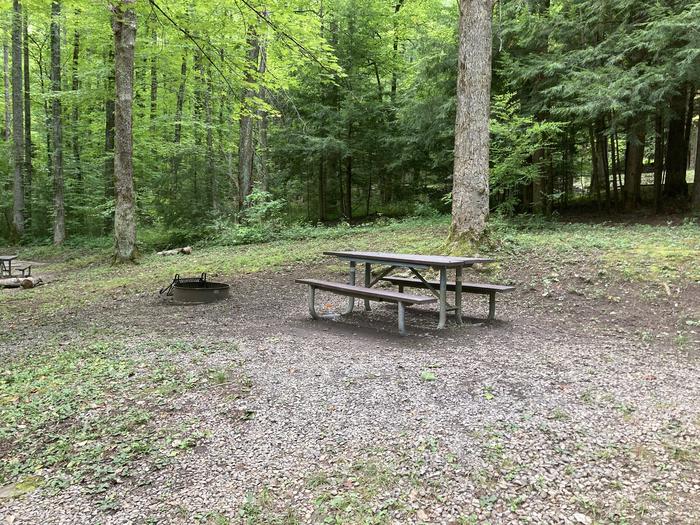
[[1, 258, 699, 524]]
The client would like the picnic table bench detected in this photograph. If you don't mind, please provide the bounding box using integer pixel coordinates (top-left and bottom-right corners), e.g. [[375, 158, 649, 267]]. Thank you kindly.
[[0, 255, 31, 278], [296, 251, 512, 334]]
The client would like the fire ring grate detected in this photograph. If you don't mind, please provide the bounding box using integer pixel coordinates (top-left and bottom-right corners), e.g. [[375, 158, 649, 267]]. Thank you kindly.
[[159, 273, 230, 304]]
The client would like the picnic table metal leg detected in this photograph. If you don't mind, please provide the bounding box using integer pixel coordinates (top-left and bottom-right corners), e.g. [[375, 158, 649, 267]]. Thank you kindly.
[[438, 268, 447, 329], [488, 291, 496, 321], [364, 263, 372, 311], [398, 301, 406, 335], [342, 261, 356, 315], [455, 267, 463, 325], [308, 286, 321, 320]]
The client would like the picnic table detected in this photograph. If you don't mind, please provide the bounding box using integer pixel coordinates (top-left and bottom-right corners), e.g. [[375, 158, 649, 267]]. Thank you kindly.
[[296, 251, 514, 334], [0, 255, 17, 277]]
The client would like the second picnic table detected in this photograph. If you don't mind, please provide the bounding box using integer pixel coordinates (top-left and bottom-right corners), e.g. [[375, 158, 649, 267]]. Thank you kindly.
[[323, 251, 495, 329]]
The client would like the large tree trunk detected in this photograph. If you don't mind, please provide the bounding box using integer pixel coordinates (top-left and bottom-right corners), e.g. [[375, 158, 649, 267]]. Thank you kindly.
[[256, 13, 269, 192], [238, 25, 260, 212], [22, 12, 32, 228], [11, 0, 24, 237], [450, 0, 494, 243], [50, 0, 65, 245], [112, 0, 136, 262], [664, 87, 689, 197], [653, 110, 664, 213], [623, 120, 645, 211]]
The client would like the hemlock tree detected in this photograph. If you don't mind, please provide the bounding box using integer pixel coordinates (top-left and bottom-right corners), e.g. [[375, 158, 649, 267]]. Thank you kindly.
[[450, 0, 495, 243], [111, 0, 136, 261]]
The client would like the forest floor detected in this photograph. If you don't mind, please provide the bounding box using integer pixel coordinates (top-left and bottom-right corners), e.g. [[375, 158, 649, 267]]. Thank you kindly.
[[1, 217, 699, 525]]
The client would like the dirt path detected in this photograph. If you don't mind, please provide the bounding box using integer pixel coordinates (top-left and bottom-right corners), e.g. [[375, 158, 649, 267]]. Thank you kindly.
[[2, 259, 699, 524]]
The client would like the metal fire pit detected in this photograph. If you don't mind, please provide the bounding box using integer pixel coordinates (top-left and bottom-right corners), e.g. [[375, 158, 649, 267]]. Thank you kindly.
[[160, 273, 230, 304]]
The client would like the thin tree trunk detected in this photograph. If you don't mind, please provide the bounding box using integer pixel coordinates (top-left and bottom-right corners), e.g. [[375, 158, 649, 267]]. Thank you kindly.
[[654, 111, 664, 213], [594, 121, 611, 212], [172, 54, 186, 188], [683, 85, 694, 169], [588, 126, 600, 209], [71, 27, 81, 187], [11, 0, 24, 236], [3, 42, 10, 141], [450, 0, 494, 242], [664, 86, 689, 197], [205, 63, 215, 211], [22, 12, 32, 228], [104, 47, 115, 231], [256, 12, 269, 192], [238, 24, 260, 211], [623, 121, 645, 211], [610, 133, 619, 208], [149, 30, 157, 129], [50, 0, 65, 245], [318, 156, 326, 221], [692, 104, 700, 212], [112, 0, 137, 262]]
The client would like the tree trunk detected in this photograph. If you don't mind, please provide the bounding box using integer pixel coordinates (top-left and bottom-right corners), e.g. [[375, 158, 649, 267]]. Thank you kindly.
[[588, 126, 600, 209], [149, 31, 157, 129], [3, 41, 10, 141], [172, 54, 186, 189], [610, 133, 619, 208], [256, 13, 269, 192], [238, 25, 260, 211], [532, 148, 544, 214], [11, 0, 24, 236], [22, 12, 32, 228], [50, 0, 65, 245], [683, 85, 694, 169], [623, 120, 645, 211], [664, 87, 689, 197], [112, 0, 136, 262], [104, 47, 115, 231], [318, 156, 326, 221], [653, 110, 664, 213], [71, 28, 81, 188], [594, 123, 611, 212], [692, 104, 700, 212], [450, 0, 494, 243]]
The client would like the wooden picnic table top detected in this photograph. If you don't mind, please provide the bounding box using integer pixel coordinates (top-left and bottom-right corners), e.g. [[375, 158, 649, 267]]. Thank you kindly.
[[323, 251, 494, 268], [0, 255, 18, 261]]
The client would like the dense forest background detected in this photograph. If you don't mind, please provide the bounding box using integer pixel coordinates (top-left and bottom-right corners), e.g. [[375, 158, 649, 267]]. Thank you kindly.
[[0, 0, 698, 246]]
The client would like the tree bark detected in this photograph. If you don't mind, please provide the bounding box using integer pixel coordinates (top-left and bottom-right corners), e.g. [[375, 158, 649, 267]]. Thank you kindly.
[[22, 12, 32, 228], [664, 87, 689, 197], [238, 24, 260, 212], [172, 54, 186, 189], [104, 47, 115, 230], [149, 30, 157, 129], [3, 41, 10, 141], [450, 0, 494, 243], [50, 0, 65, 245], [112, 0, 136, 262], [623, 120, 645, 211], [256, 12, 269, 192], [653, 110, 664, 213], [71, 27, 81, 187], [11, 0, 24, 236], [692, 104, 700, 212]]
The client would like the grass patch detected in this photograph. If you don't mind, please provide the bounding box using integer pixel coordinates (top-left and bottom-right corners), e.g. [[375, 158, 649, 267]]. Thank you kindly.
[[0, 338, 241, 493]]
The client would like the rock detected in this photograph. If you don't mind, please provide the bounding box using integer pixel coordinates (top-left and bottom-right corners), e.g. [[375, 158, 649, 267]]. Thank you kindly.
[[572, 512, 592, 525]]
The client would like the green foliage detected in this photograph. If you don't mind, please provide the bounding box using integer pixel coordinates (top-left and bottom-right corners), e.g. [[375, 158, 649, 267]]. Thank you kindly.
[[490, 94, 564, 213]]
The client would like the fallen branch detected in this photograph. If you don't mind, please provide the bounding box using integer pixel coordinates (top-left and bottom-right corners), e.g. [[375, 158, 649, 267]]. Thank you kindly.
[[157, 246, 192, 256]]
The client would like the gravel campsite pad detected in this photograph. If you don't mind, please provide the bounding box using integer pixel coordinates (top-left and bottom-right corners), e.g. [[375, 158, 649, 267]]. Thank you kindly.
[[1, 248, 699, 524]]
